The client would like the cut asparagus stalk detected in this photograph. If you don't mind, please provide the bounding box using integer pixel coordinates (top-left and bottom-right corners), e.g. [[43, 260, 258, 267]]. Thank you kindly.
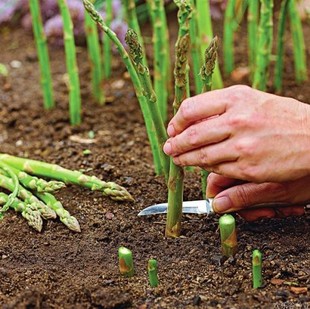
[[0, 192, 43, 232], [252, 249, 263, 288], [118, 246, 134, 277], [148, 258, 159, 287], [35, 192, 81, 232], [0, 173, 56, 220], [0, 154, 133, 202], [219, 214, 238, 257]]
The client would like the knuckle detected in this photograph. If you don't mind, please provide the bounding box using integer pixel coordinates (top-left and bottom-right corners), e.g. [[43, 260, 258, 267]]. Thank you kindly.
[[235, 138, 257, 157], [179, 98, 194, 121], [239, 164, 260, 182], [234, 186, 251, 207], [198, 147, 213, 166], [186, 126, 199, 147], [225, 85, 252, 103]]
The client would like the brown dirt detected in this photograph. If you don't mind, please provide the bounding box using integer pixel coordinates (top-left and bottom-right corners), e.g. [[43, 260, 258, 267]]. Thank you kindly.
[[0, 12, 309, 309]]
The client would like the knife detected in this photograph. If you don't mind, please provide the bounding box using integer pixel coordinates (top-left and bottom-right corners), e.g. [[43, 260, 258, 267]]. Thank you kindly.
[[138, 199, 298, 216]]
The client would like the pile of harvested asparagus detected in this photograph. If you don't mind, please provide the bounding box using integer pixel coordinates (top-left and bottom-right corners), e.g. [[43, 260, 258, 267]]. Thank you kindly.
[[0, 154, 133, 232]]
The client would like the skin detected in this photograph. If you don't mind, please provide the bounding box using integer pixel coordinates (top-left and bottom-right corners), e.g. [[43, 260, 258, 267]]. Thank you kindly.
[[163, 85, 310, 220]]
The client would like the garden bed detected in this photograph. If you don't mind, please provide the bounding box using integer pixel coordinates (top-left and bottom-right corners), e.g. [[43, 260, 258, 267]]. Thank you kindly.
[[0, 14, 309, 309]]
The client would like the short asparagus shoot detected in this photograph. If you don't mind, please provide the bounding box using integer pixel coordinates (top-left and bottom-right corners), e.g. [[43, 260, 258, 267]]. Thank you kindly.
[[148, 258, 159, 287], [219, 214, 238, 257], [118, 246, 134, 277], [252, 249, 263, 289]]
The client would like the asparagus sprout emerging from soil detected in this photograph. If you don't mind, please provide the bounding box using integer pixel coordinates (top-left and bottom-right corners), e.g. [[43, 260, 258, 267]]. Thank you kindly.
[[199, 37, 218, 199], [118, 246, 134, 277], [148, 258, 159, 287], [252, 249, 263, 289], [29, 0, 54, 110], [219, 214, 238, 257], [165, 0, 192, 238]]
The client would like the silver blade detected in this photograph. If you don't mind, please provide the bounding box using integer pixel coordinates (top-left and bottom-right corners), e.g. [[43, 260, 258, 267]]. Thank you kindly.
[[138, 199, 214, 216]]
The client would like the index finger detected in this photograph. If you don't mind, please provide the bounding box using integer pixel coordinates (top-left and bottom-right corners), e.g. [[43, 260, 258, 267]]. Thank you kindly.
[[167, 89, 229, 137]]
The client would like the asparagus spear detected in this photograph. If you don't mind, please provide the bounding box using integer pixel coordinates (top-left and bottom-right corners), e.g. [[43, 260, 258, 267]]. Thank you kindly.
[[57, 0, 82, 125], [125, 28, 169, 181], [252, 0, 273, 91], [29, 0, 54, 110], [252, 249, 263, 288], [288, 0, 307, 84], [0, 154, 133, 202], [0, 162, 19, 218], [122, 0, 148, 67], [85, 0, 104, 104], [199, 37, 218, 199], [103, 0, 112, 78], [82, 0, 166, 178], [35, 192, 81, 232], [247, 0, 259, 80], [189, 0, 202, 94], [274, 0, 289, 92], [147, 0, 170, 122], [118, 246, 134, 277], [219, 214, 238, 257], [196, 0, 223, 89], [7, 164, 65, 193], [165, 0, 192, 238], [148, 258, 159, 287], [0, 173, 56, 220], [223, 0, 237, 75], [0, 192, 43, 232]]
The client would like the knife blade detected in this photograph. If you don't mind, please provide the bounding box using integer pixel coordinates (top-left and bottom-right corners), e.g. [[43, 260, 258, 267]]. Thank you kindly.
[[138, 199, 298, 216]]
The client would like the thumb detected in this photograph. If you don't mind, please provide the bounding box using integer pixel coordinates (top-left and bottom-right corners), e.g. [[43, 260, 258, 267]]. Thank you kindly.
[[212, 182, 288, 213]]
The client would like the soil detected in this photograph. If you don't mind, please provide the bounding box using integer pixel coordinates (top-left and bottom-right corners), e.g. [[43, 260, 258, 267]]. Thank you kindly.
[[0, 11, 309, 309]]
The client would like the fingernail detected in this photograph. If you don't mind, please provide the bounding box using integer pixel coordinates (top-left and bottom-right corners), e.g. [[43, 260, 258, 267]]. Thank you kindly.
[[163, 141, 172, 155], [167, 124, 176, 137], [213, 196, 232, 213]]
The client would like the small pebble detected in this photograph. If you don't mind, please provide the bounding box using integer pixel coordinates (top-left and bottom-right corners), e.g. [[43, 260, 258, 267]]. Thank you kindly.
[[10, 60, 22, 69]]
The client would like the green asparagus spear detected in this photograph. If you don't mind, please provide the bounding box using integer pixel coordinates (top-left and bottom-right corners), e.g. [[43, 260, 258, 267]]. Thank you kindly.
[[196, 0, 223, 89], [57, 0, 82, 125], [0, 162, 19, 218], [274, 0, 289, 92], [247, 0, 259, 80], [148, 258, 159, 287], [103, 0, 112, 78], [0, 192, 43, 232], [85, 0, 104, 104], [82, 0, 165, 178], [288, 0, 307, 83], [125, 29, 169, 181], [118, 246, 134, 277], [29, 0, 54, 110], [35, 192, 81, 232], [0, 173, 56, 220], [252, 249, 263, 288], [219, 214, 238, 257], [7, 164, 65, 193], [252, 0, 273, 91], [199, 37, 218, 199], [0, 154, 133, 202], [165, 0, 192, 238], [122, 0, 148, 67], [147, 0, 170, 122]]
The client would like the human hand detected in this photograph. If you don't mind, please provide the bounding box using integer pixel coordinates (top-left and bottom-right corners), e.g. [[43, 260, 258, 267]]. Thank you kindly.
[[163, 85, 310, 183], [207, 173, 308, 221]]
